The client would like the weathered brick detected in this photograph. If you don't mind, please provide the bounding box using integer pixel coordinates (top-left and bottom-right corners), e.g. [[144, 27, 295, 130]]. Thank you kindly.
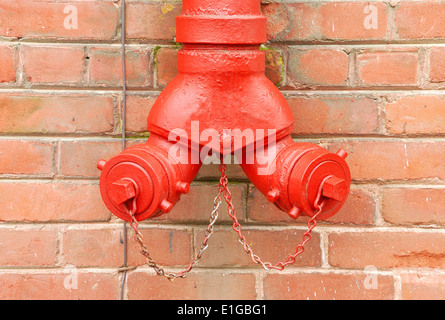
[[263, 47, 285, 87], [395, 2, 445, 39], [382, 188, 445, 226], [59, 140, 122, 178], [429, 48, 445, 83], [195, 227, 321, 268], [0, 140, 54, 176], [153, 183, 246, 224], [357, 49, 419, 86], [0, 272, 119, 300], [263, 2, 387, 42], [319, 2, 388, 41], [288, 96, 379, 135], [126, 2, 181, 41], [386, 95, 445, 135], [288, 49, 349, 87], [155, 47, 179, 88], [89, 47, 152, 87], [0, 182, 109, 222], [264, 272, 394, 300], [127, 228, 193, 267], [262, 3, 295, 41], [329, 231, 445, 269], [0, 94, 115, 134], [125, 95, 156, 133], [127, 271, 257, 300], [0, 45, 16, 83], [22, 45, 85, 85], [62, 227, 123, 267], [0, 228, 56, 266], [0, 0, 119, 40], [327, 140, 445, 181], [401, 272, 445, 300]]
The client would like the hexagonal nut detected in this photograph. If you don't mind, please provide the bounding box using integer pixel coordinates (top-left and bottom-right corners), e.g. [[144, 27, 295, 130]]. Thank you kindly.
[[109, 179, 136, 205], [322, 176, 348, 202]]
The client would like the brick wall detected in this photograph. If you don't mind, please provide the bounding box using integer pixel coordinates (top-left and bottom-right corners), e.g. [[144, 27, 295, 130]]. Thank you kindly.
[[0, 0, 444, 300]]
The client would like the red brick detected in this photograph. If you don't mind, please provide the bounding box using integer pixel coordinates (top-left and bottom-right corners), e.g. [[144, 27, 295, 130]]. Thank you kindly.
[[0, 229, 56, 266], [59, 138, 191, 178], [127, 271, 256, 300], [264, 272, 394, 300], [319, 2, 388, 40], [288, 49, 349, 87], [62, 228, 123, 267], [401, 272, 445, 300], [125, 95, 156, 132], [263, 3, 319, 41], [396, 2, 445, 39], [22, 45, 85, 85], [0, 94, 115, 134], [59, 140, 122, 178], [248, 186, 375, 226], [127, 228, 193, 267], [196, 163, 246, 180], [156, 47, 178, 88], [329, 231, 445, 269], [263, 3, 292, 41], [0, 272, 119, 300], [0, 45, 16, 83], [89, 47, 152, 87], [429, 48, 445, 83], [154, 183, 246, 224], [382, 188, 445, 226], [288, 96, 379, 135], [126, 2, 181, 41], [0, 0, 119, 40], [195, 227, 321, 268], [357, 49, 419, 86], [0, 182, 109, 222], [263, 2, 387, 42], [386, 95, 445, 135], [327, 140, 445, 181], [263, 47, 285, 87], [0, 140, 54, 176]]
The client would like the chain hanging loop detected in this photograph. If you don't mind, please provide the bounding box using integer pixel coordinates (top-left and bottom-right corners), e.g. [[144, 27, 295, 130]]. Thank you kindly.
[[218, 163, 326, 271], [125, 188, 222, 281]]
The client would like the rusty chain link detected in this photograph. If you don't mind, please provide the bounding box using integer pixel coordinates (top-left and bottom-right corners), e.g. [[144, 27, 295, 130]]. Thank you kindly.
[[124, 162, 326, 280], [125, 190, 222, 281]]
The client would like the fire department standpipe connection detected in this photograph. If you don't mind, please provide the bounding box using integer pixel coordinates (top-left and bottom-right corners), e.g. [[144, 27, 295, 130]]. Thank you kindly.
[[97, 0, 351, 280]]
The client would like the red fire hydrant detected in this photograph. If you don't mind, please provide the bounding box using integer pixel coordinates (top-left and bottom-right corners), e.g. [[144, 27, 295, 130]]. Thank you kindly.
[[97, 0, 351, 223]]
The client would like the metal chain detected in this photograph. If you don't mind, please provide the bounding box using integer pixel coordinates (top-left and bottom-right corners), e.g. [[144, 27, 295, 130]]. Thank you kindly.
[[125, 191, 222, 281], [218, 163, 326, 271], [124, 162, 325, 280]]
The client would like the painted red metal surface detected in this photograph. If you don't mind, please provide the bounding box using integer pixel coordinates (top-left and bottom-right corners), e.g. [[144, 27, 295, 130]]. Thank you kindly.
[[97, 0, 351, 222]]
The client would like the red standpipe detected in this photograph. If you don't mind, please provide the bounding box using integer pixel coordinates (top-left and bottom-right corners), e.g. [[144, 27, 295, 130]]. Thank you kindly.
[[97, 0, 351, 222]]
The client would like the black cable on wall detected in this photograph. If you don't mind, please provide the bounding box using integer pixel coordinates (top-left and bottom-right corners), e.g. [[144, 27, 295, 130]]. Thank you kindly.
[[120, 0, 128, 301]]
